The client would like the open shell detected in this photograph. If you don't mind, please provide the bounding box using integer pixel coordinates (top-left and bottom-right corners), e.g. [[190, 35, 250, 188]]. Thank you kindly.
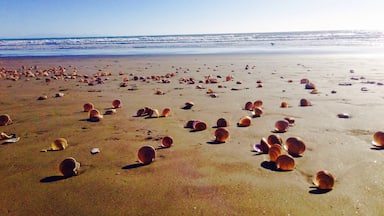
[[59, 157, 80, 177], [183, 101, 194, 109], [216, 118, 229, 127], [238, 116, 251, 127], [0, 114, 12, 126], [372, 131, 384, 147], [136, 108, 146, 117], [138, 145, 156, 165], [148, 108, 159, 118], [161, 108, 171, 117], [284, 117, 295, 126], [276, 154, 295, 171], [253, 137, 270, 153], [50, 138, 68, 151], [274, 120, 289, 133], [285, 137, 306, 156], [269, 144, 283, 162], [161, 136, 174, 148], [313, 170, 335, 190], [214, 128, 230, 143], [112, 99, 122, 108], [267, 134, 283, 145], [83, 103, 94, 112]]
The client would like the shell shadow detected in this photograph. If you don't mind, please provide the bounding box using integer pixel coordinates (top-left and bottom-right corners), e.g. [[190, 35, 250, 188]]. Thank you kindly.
[[308, 186, 332, 194], [260, 161, 277, 171], [40, 175, 66, 183], [272, 130, 287, 134], [371, 146, 384, 150], [156, 146, 170, 150], [122, 162, 146, 170], [206, 140, 225, 145]]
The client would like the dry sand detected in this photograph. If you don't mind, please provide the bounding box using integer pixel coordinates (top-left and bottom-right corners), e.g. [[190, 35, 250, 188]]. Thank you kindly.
[[1, 54, 384, 215]]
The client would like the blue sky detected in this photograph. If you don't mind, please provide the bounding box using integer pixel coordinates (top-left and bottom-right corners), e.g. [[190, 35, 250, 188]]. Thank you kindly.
[[0, 0, 383, 38]]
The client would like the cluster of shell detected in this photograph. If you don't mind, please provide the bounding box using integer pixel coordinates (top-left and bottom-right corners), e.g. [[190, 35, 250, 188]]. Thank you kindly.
[[83, 99, 122, 122], [119, 72, 176, 87], [136, 107, 171, 118]]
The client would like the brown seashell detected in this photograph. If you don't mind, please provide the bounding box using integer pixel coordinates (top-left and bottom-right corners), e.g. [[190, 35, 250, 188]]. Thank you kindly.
[[300, 98, 311, 107], [161, 136, 173, 148], [275, 154, 295, 171], [216, 118, 229, 127], [252, 107, 264, 117], [161, 108, 171, 117], [193, 120, 207, 131], [305, 82, 316, 90], [112, 99, 122, 108], [268, 144, 283, 162], [89, 109, 103, 122], [183, 101, 194, 109], [214, 128, 230, 143], [136, 108, 146, 117], [337, 113, 350, 119], [310, 89, 318, 94], [267, 134, 283, 145], [147, 108, 159, 118], [185, 120, 195, 128], [138, 145, 156, 165], [105, 109, 117, 115], [83, 102, 94, 112], [300, 78, 309, 84], [50, 138, 68, 151], [0, 114, 12, 126], [238, 116, 252, 127], [255, 137, 270, 153], [253, 100, 263, 108], [285, 137, 306, 156], [284, 117, 295, 126], [244, 101, 253, 110], [274, 120, 289, 133], [372, 131, 384, 147], [314, 170, 335, 190], [38, 95, 48, 100], [281, 101, 289, 108], [59, 157, 80, 177]]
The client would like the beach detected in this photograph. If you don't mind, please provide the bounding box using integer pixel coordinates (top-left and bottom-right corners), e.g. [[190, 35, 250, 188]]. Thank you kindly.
[[1, 54, 384, 215]]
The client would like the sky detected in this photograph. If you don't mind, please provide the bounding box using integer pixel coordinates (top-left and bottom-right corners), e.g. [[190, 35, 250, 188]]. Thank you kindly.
[[0, 0, 383, 38]]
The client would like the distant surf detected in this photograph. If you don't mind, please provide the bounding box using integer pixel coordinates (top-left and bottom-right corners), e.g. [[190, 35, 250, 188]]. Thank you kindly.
[[1, 30, 383, 57]]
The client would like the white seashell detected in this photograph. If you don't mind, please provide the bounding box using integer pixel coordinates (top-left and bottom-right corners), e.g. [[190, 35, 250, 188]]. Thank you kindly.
[[90, 148, 100, 154]]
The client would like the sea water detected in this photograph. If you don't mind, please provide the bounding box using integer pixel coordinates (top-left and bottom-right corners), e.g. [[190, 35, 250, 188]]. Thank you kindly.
[[1, 30, 384, 57]]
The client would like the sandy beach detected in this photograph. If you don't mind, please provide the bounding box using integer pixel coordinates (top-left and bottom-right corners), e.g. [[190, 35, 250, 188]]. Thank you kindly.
[[1, 54, 384, 215]]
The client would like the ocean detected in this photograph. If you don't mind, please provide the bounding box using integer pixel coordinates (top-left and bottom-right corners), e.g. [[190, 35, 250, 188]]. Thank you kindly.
[[1, 30, 384, 57]]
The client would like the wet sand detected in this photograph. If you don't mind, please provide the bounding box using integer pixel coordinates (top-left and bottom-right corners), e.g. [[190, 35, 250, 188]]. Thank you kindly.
[[1, 54, 384, 215]]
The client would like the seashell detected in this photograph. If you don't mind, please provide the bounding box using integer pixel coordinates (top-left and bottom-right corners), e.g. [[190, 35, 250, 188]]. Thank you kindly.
[[268, 144, 283, 162], [183, 101, 194, 109], [305, 82, 316, 90], [161, 136, 173, 148], [274, 120, 289, 133], [281, 101, 289, 108], [50, 138, 68, 151], [253, 100, 263, 108], [216, 118, 229, 127], [267, 134, 283, 145], [313, 170, 335, 190], [244, 101, 253, 110], [185, 120, 195, 128], [83, 102, 94, 112], [214, 128, 230, 143], [310, 89, 318, 94], [252, 107, 264, 117], [148, 109, 159, 118], [89, 109, 103, 122], [253, 137, 270, 153], [337, 113, 350, 119], [105, 109, 117, 115], [238, 116, 252, 127], [285, 137, 306, 156], [55, 92, 64, 97], [112, 99, 122, 108], [0, 132, 14, 140], [136, 108, 146, 117], [284, 117, 295, 126], [38, 95, 48, 100], [300, 78, 309, 84], [138, 145, 156, 165], [193, 120, 207, 131], [0, 114, 12, 126], [372, 131, 384, 147], [90, 148, 100, 154], [300, 98, 311, 107], [59, 157, 80, 177], [276, 154, 295, 171], [161, 108, 171, 117]]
